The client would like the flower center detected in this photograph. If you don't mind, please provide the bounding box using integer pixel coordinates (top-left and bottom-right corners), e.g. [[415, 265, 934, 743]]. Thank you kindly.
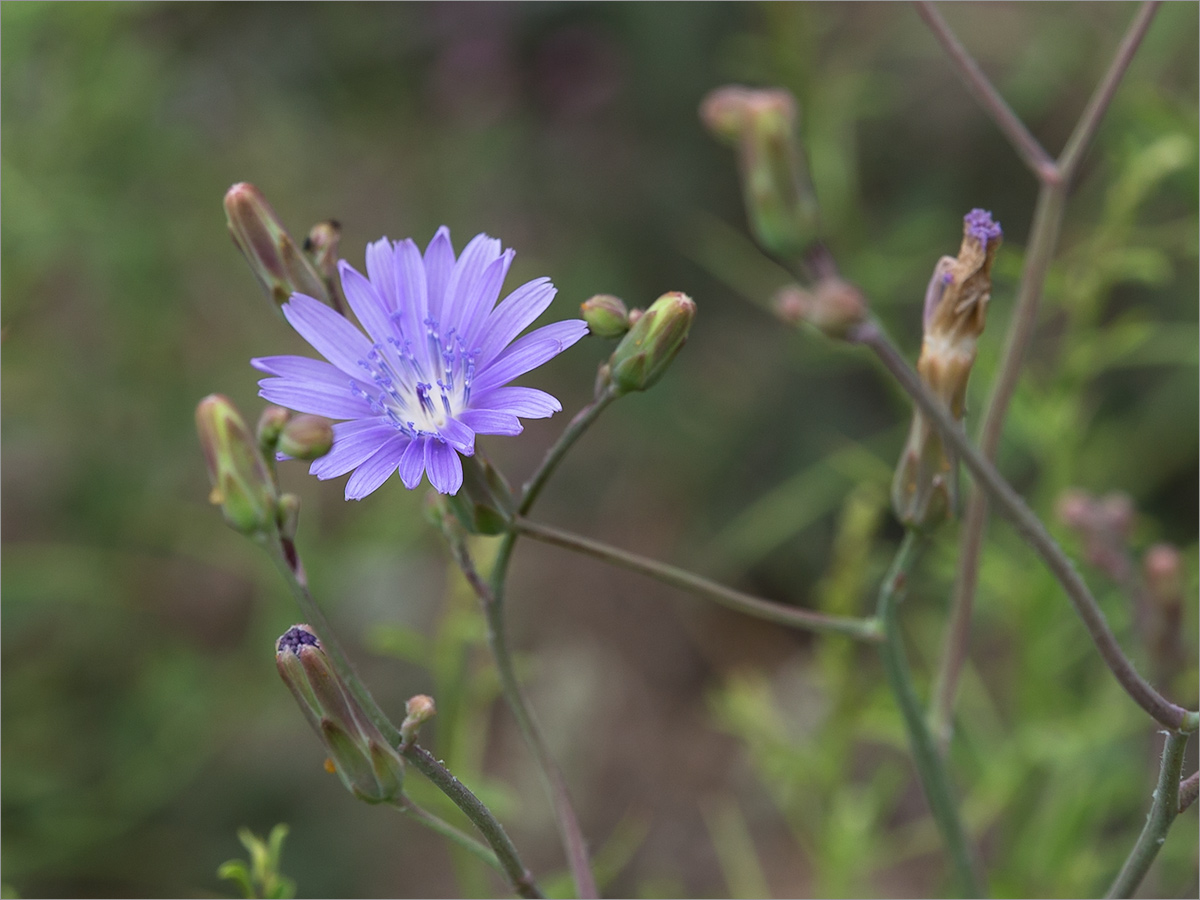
[[349, 316, 477, 440]]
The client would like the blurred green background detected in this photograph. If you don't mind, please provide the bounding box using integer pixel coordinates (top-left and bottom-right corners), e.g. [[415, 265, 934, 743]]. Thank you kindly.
[[3, 2, 1197, 897]]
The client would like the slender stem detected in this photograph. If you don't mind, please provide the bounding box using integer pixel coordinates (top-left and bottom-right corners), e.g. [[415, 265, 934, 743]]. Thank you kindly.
[[402, 743, 544, 900], [876, 531, 985, 897], [440, 523, 598, 899], [1105, 730, 1189, 898], [931, 185, 1067, 747], [1058, 1, 1161, 184], [1178, 771, 1199, 814], [852, 321, 1197, 732], [914, 1, 1058, 183], [390, 796, 506, 876], [514, 516, 883, 642]]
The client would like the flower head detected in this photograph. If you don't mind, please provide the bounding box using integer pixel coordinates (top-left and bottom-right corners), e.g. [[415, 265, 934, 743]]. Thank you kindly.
[[254, 228, 588, 498]]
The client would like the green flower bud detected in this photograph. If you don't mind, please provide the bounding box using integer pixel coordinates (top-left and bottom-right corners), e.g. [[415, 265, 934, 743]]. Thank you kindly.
[[224, 182, 331, 309], [277, 493, 301, 543], [608, 292, 695, 395], [277, 415, 334, 461], [196, 395, 277, 535], [256, 405, 291, 457], [580, 294, 631, 338], [445, 454, 514, 535], [700, 86, 819, 258], [276, 625, 405, 803]]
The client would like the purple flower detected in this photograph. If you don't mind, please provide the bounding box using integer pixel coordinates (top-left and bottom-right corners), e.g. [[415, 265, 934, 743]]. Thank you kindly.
[[253, 228, 588, 498]]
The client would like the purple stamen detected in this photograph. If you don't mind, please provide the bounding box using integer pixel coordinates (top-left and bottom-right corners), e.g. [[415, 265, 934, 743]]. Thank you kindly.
[[277, 625, 320, 655], [964, 208, 1002, 247]]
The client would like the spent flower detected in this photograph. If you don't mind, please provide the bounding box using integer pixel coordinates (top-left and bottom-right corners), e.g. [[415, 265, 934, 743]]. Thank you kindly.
[[254, 228, 588, 498], [892, 209, 1002, 529]]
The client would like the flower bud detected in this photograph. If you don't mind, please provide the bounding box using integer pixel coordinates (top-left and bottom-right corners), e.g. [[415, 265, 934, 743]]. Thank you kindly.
[[256, 405, 291, 457], [277, 493, 301, 543], [580, 294, 631, 338], [773, 277, 866, 339], [277, 415, 334, 461], [445, 454, 514, 535], [276, 625, 405, 803], [224, 182, 331, 309], [400, 694, 437, 746], [304, 220, 346, 311], [196, 395, 278, 535], [608, 292, 695, 395], [892, 210, 1002, 529], [700, 86, 819, 258]]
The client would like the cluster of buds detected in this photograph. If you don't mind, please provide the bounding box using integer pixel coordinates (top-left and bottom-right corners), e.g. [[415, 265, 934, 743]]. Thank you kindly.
[[1055, 488, 1136, 583], [773, 276, 866, 340], [700, 85, 820, 258], [224, 182, 345, 312], [196, 396, 332, 538], [892, 209, 1002, 529], [276, 625, 407, 803]]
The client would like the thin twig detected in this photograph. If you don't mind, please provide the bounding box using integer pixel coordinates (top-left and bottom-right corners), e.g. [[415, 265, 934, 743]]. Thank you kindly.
[[1058, 2, 1162, 184], [852, 319, 1197, 733], [914, 1, 1058, 183], [1105, 730, 1189, 898], [514, 516, 884, 641], [1178, 771, 1199, 814], [402, 744, 545, 899], [876, 531, 985, 897]]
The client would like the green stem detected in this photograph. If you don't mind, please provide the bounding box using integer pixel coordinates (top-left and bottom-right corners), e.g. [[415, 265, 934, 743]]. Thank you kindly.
[[520, 387, 617, 517], [1105, 730, 1189, 899], [853, 321, 1197, 733], [390, 797, 505, 875], [439, 521, 598, 898], [877, 531, 985, 898], [402, 743, 545, 899], [514, 516, 883, 642]]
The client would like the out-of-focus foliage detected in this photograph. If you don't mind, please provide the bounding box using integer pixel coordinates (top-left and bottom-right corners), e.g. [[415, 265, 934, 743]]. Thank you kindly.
[[2, 3, 1195, 897]]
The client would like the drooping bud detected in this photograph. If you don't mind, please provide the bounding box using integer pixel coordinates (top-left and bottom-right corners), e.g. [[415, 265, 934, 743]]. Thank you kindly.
[[773, 277, 866, 339], [608, 292, 696, 395], [700, 86, 819, 258], [224, 182, 331, 309], [276, 625, 405, 803], [446, 454, 515, 535], [580, 294, 631, 338], [892, 210, 1002, 529], [400, 694, 437, 746], [196, 395, 278, 535], [277, 415, 334, 461]]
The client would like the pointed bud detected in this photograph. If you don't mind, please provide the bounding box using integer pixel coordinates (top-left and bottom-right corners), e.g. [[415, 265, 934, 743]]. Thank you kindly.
[[892, 210, 1002, 530], [224, 183, 331, 309], [581, 294, 631, 338], [400, 694, 437, 746], [773, 277, 866, 339], [700, 86, 819, 258], [276, 625, 405, 803], [196, 395, 277, 535], [608, 292, 695, 395], [277, 415, 334, 461]]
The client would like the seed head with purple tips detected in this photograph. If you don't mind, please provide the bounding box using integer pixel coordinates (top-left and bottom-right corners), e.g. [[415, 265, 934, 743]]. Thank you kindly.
[[253, 229, 588, 498]]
